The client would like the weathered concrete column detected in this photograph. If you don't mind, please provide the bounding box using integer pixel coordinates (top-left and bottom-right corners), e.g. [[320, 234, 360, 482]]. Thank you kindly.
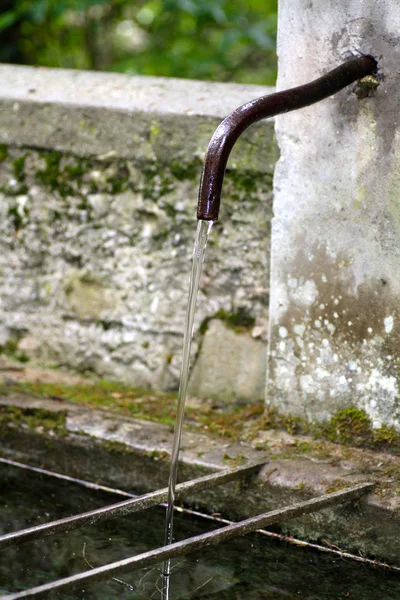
[[267, 2, 400, 428]]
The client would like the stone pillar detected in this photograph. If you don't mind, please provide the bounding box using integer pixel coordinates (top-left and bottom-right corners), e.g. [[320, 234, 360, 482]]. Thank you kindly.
[[267, 1, 400, 428]]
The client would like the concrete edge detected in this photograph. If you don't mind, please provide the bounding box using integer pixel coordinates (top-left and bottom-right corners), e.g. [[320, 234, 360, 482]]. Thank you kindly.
[[0, 64, 277, 172]]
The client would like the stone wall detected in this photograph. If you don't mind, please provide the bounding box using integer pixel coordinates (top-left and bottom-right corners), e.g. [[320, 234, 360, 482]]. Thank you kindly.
[[0, 64, 278, 401], [267, 1, 400, 428]]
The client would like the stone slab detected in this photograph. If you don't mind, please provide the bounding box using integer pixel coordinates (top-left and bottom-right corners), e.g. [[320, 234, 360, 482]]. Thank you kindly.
[[0, 64, 277, 173], [189, 319, 267, 403]]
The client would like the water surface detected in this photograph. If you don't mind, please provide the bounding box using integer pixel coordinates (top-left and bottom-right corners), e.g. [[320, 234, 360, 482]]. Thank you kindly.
[[0, 463, 399, 599]]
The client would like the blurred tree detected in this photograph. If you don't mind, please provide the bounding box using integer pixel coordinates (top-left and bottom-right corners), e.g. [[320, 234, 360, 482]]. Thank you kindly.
[[0, 0, 277, 84]]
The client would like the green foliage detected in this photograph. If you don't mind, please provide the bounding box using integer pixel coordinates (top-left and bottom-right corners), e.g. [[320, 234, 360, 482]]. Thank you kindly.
[[0, 0, 277, 84]]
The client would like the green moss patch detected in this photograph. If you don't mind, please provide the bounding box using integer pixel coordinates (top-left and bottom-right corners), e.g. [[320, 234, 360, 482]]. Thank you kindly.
[[35, 151, 79, 197], [101, 440, 134, 454], [13, 155, 27, 182], [169, 160, 200, 182], [263, 405, 400, 453], [0, 380, 265, 441], [199, 308, 256, 335], [0, 144, 8, 163], [0, 405, 67, 437], [324, 478, 349, 494], [0, 339, 29, 363], [322, 407, 373, 445]]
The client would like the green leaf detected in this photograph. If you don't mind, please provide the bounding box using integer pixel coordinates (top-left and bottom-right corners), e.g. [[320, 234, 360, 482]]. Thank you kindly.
[[0, 10, 19, 31]]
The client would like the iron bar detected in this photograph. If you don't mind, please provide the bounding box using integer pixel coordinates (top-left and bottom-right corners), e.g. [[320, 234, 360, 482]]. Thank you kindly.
[[0, 457, 133, 498], [0, 482, 373, 599], [263, 530, 400, 572], [3, 457, 391, 571], [172, 504, 400, 572], [0, 460, 265, 549]]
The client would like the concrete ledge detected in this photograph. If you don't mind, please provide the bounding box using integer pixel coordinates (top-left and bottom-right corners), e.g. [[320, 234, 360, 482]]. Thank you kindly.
[[1, 393, 400, 565], [0, 64, 277, 173]]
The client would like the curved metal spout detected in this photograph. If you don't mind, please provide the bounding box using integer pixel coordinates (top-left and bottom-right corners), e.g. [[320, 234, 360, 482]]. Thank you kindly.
[[197, 55, 377, 221]]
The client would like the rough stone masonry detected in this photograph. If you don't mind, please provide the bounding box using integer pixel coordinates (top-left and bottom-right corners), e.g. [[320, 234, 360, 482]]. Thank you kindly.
[[0, 65, 278, 402], [267, 0, 400, 428]]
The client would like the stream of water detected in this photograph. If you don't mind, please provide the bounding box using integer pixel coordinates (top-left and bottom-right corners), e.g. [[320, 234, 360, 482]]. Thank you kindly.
[[161, 219, 213, 597]]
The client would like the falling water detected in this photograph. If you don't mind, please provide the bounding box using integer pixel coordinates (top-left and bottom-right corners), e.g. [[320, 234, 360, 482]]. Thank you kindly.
[[161, 219, 213, 597]]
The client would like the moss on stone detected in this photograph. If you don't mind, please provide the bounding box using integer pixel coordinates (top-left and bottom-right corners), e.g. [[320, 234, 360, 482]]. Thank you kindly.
[[216, 308, 256, 331], [0, 405, 67, 436], [263, 405, 400, 453], [222, 452, 247, 466], [227, 169, 266, 194], [35, 151, 74, 197], [0, 340, 29, 363], [373, 424, 399, 445], [0, 335, 29, 363], [0, 144, 8, 163], [262, 407, 307, 436], [140, 163, 174, 200], [149, 449, 169, 461], [15, 378, 395, 451], [8, 203, 25, 231], [0, 379, 266, 441], [324, 478, 349, 494], [354, 74, 380, 99], [199, 308, 256, 336], [64, 162, 86, 179], [0, 152, 29, 196], [293, 481, 314, 494], [225, 168, 274, 201], [3, 377, 400, 502], [13, 155, 27, 182], [322, 407, 373, 446], [106, 161, 129, 194], [163, 202, 178, 218], [2, 147, 272, 226], [170, 160, 199, 181], [101, 439, 133, 454], [149, 121, 161, 139]]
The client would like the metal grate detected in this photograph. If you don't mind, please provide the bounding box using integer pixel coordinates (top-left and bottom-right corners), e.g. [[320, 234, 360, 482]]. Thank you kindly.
[[0, 457, 373, 599]]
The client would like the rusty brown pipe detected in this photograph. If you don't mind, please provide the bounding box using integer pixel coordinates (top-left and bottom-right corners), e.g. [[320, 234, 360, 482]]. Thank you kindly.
[[197, 55, 377, 221]]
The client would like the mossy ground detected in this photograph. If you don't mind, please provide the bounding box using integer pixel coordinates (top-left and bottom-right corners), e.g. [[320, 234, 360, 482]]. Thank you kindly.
[[1, 379, 399, 455], [2, 378, 400, 500], [0, 379, 265, 441]]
